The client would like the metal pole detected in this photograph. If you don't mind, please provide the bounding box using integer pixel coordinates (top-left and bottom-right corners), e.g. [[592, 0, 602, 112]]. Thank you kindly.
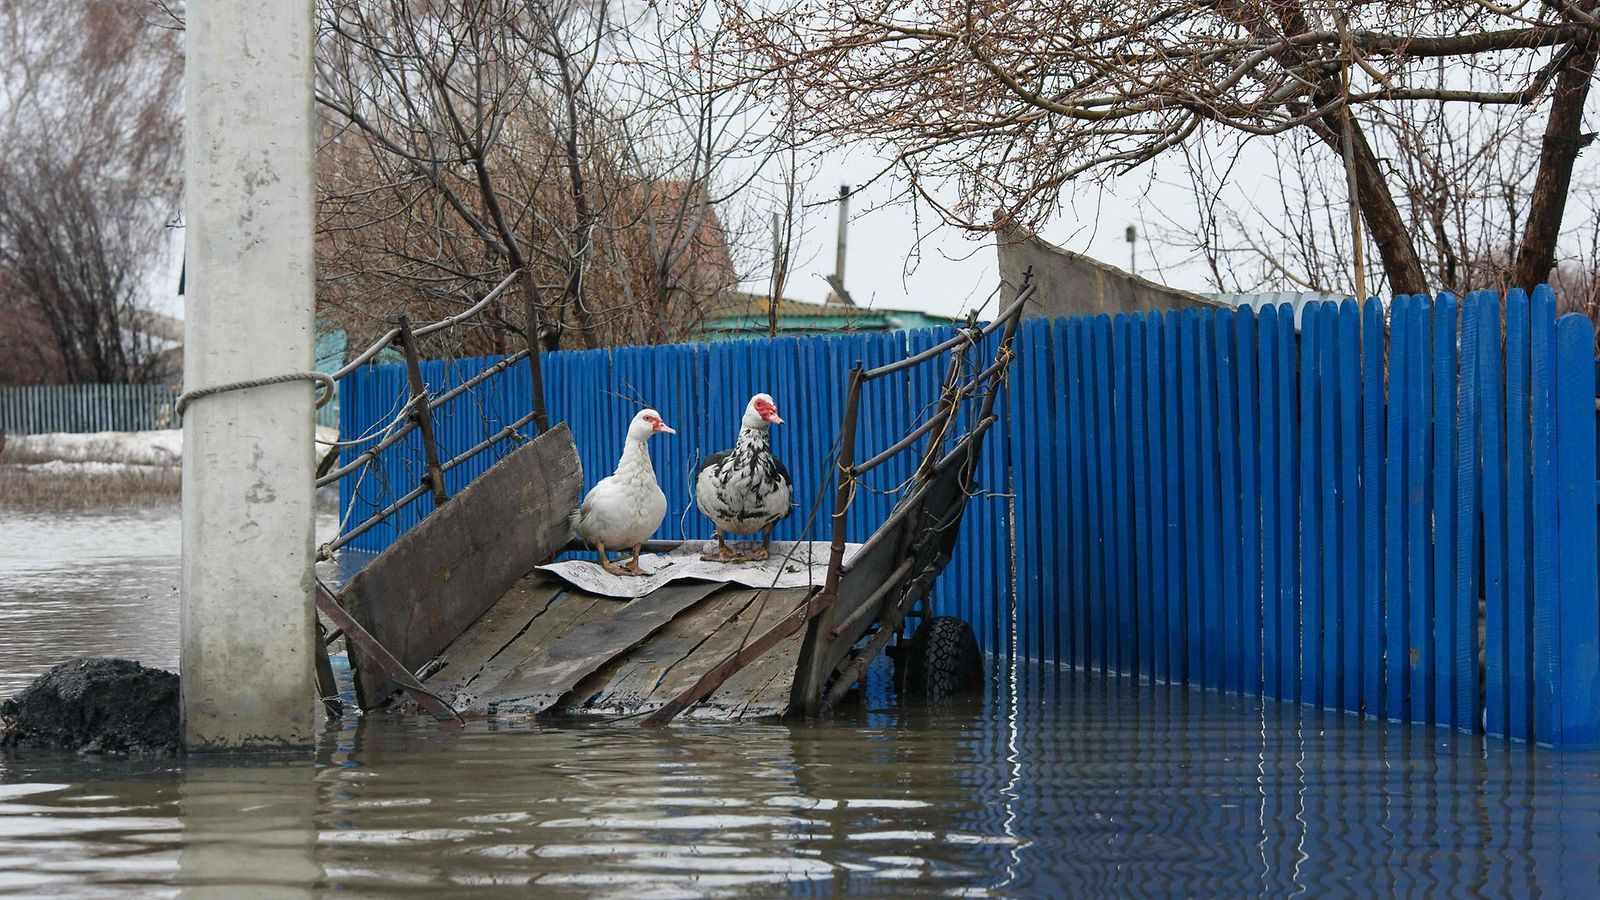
[[181, 0, 317, 748]]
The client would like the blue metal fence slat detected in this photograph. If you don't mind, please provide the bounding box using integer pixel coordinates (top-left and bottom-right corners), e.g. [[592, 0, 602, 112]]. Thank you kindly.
[[1338, 300, 1363, 712], [1092, 316, 1116, 673], [1318, 303, 1342, 708], [1144, 313, 1169, 683], [1112, 315, 1136, 674], [1066, 318, 1090, 670], [1129, 317, 1153, 679], [1478, 292, 1508, 738], [1164, 310, 1188, 684], [1276, 304, 1299, 703], [1259, 305, 1281, 699], [1236, 307, 1261, 698], [1432, 293, 1459, 728], [1404, 297, 1432, 720], [1301, 303, 1324, 706], [1199, 310, 1227, 690], [1530, 286, 1560, 744], [1383, 296, 1411, 721], [1504, 288, 1534, 742], [1213, 312, 1243, 693], [1554, 311, 1599, 747], [1360, 298, 1385, 718], [1454, 292, 1484, 732], [1180, 310, 1204, 686]]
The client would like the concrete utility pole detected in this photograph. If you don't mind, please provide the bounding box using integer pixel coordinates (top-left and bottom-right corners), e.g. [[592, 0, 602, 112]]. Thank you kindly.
[[181, 0, 318, 748], [831, 184, 850, 305], [1125, 224, 1138, 276]]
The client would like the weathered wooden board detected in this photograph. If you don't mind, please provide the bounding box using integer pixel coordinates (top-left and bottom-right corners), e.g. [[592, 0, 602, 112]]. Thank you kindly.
[[573, 587, 766, 714], [341, 424, 583, 708], [640, 587, 814, 713], [426, 575, 565, 707], [454, 591, 611, 712], [685, 630, 803, 721], [475, 582, 725, 716]]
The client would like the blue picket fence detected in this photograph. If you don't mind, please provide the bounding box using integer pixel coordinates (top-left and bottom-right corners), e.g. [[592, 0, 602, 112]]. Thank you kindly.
[[0, 383, 180, 434], [337, 287, 1600, 746]]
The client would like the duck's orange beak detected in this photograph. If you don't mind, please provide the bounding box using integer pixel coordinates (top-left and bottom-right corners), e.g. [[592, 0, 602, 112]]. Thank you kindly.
[[654, 420, 677, 434]]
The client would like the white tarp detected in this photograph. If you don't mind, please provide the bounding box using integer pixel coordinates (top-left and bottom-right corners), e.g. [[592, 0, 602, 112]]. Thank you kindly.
[[537, 540, 862, 600]]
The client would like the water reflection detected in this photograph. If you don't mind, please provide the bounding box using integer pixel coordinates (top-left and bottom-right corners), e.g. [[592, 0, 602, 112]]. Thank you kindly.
[[4, 664, 1600, 895]]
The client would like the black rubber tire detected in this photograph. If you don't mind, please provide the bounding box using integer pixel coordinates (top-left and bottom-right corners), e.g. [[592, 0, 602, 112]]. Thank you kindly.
[[901, 616, 984, 699]]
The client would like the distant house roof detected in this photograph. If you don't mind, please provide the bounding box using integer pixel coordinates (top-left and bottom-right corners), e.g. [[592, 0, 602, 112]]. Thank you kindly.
[[705, 292, 895, 322]]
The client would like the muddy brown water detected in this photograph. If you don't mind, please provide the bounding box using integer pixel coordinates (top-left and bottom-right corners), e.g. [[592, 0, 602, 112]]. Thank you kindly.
[[3, 507, 1600, 895]]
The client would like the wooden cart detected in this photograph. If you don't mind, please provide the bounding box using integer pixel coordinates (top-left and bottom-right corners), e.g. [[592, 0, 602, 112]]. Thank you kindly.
[[321, 288, 1029, 724]]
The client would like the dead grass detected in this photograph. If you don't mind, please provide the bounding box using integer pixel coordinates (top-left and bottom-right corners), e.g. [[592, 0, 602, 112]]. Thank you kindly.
[[0, 465, 182, 511]]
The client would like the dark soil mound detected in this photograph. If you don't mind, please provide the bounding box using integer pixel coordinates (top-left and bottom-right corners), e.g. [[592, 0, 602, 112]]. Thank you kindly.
[[1, 658, 180, 755]]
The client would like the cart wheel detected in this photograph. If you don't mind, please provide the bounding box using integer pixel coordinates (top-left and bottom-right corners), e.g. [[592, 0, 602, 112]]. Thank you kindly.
[[901, 616, 983, 699]]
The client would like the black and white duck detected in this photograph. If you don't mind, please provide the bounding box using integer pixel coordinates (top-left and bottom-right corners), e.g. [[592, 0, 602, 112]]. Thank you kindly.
[[695, 393, 793, 561]]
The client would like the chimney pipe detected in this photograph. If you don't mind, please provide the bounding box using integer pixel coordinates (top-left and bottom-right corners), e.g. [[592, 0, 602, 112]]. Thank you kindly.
[[833, 184, 849, 304]]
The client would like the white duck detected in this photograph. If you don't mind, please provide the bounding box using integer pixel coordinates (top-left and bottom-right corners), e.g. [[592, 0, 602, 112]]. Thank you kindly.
[[695, 393, 792, 562], [570, 408, 675, 575]]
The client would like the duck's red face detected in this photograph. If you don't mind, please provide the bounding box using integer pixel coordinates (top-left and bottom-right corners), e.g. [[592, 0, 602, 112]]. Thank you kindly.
[[754, 397, 783, 425], [644, 413, 676, 434]]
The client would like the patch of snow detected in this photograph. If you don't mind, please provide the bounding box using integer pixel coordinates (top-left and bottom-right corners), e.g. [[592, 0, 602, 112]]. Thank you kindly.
[[6, 460, 171, 476], [10, 430, 182, 466], [11, 427, 339, 467]]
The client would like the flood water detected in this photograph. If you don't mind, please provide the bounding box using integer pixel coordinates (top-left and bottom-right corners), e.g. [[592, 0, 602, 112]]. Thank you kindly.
[[4, 508, 1600, 896]]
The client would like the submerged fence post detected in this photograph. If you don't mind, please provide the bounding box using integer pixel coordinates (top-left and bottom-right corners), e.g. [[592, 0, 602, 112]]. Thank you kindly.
[[181, 0, 317, 748]]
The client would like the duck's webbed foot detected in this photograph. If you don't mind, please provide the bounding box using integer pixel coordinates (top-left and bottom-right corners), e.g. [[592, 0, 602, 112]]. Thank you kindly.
[[596, 544, 632, 577], [625, 546, 647, 576], [701, 530, 738, 562]]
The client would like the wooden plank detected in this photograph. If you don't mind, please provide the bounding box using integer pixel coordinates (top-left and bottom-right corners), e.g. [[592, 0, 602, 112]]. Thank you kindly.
[[686, 631, 804, 721], [427, 575, 565, 703], [1554, 311, 1598, 747], [1504, 288, 1533, 742], [455, 591, 608, 712], [475, 582, 725, 716], [579, 588, 765, 713], [340, 423, 583, 708], [645, 587, 813, 713]]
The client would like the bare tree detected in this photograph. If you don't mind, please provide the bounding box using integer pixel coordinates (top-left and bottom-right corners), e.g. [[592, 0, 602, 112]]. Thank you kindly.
[[314, 0, 771, 351], [0, 1, 182, 384], [705, 0, 1600, 297]]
